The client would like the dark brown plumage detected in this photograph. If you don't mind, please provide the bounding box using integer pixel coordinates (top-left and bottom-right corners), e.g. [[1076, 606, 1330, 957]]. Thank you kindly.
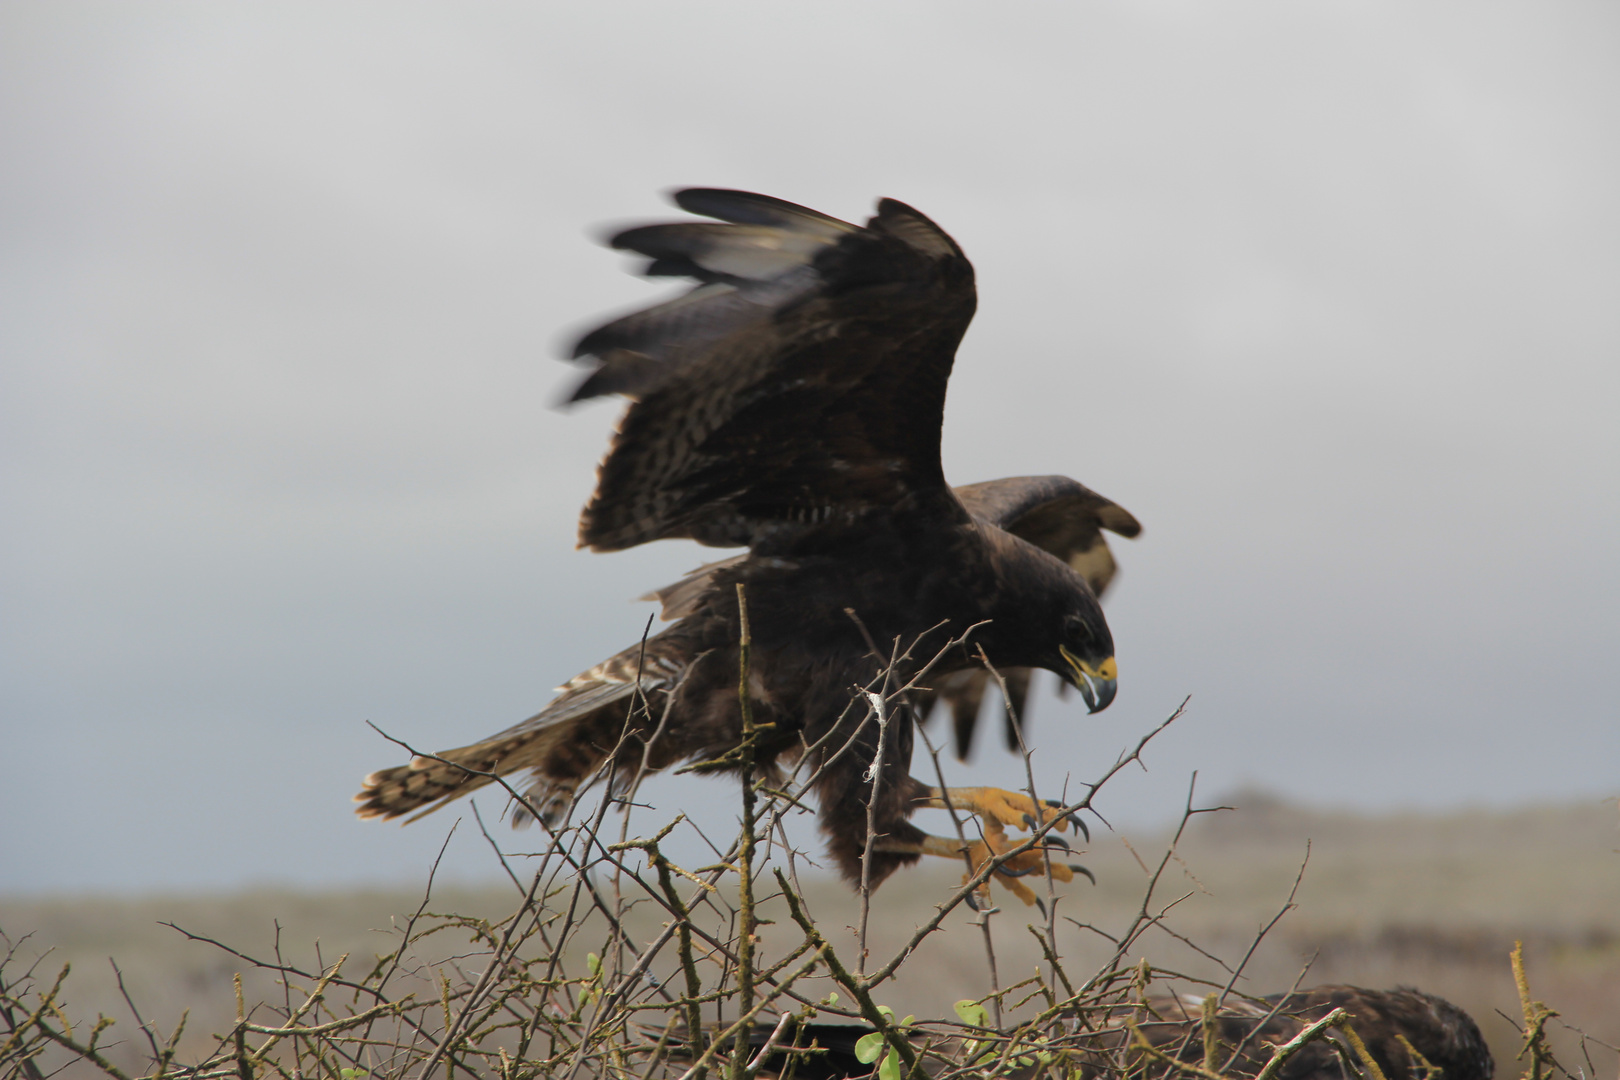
[[1105, 985, 1495, 1080], [674, 1022, 873, 1080], [691, 986, 1492, 1080], [355, 190, 1136, 896]]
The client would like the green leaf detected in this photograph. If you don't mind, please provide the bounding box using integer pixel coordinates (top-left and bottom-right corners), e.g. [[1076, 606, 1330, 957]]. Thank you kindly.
[[586, 952, 601, 977], [855, 1031, 886, 1064], [955, 999, 990, 1027], [878, 1048, 901, 1080]]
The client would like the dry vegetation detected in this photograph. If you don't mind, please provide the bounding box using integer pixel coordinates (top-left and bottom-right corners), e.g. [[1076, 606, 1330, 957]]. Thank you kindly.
[[4, 655, 1617, 1079]]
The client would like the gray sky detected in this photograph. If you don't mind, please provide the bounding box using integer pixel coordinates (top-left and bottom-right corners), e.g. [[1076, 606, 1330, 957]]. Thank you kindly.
[[3, 3, 1617, 895]]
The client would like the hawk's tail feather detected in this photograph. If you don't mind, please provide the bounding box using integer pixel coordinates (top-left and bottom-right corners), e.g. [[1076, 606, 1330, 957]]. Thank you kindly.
[[354, 666, 661, 825], [353, 732, 534, 823]]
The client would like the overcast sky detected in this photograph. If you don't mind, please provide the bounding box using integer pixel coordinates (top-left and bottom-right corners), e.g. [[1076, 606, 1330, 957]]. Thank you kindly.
[[3, 3, 1617, 895]]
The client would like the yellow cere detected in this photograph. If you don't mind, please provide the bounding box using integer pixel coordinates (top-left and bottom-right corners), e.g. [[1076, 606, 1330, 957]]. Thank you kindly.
[[1060, 645, 1117, 681]]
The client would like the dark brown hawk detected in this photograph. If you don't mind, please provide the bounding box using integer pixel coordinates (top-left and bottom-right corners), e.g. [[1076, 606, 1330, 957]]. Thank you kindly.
[[687, 985, 1493, 1080], [355, 190, 1138, 898]]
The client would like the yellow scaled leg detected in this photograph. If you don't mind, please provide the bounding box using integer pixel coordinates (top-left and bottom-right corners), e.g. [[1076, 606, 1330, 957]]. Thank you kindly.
[[881, 788, 1093, 907]]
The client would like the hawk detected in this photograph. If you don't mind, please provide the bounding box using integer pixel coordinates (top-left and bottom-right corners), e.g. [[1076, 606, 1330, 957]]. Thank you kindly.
[[356, 190, 1138, 898]]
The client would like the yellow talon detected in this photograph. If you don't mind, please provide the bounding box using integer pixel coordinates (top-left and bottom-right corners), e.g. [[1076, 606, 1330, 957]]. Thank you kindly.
[[918, 785, 1077, 834], [903, 816, 1080, 907]]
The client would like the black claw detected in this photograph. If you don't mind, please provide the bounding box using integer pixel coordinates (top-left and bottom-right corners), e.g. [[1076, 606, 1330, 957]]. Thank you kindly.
[[965, 889, 982, 912], [1041, 799, 1090, 841], [1034, 898, 1047, 918], [1069, 863, 1097, 885], [998, 863, 1041, 878], [1042, 834, 1072, 852], [1022, 812, 1037, 830]]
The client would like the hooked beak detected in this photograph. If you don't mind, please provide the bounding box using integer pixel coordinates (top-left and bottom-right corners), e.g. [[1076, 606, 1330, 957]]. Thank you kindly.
[[1059, 646, 1118, 714]]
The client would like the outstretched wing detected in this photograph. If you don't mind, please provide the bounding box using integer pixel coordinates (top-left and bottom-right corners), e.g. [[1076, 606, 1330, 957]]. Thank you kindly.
[[918, 476, 1141, 758], [569, 189, 977, 552]]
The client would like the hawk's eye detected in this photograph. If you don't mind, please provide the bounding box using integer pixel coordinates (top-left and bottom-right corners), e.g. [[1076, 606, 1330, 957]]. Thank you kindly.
[[1064, 614, 1093, 644]]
